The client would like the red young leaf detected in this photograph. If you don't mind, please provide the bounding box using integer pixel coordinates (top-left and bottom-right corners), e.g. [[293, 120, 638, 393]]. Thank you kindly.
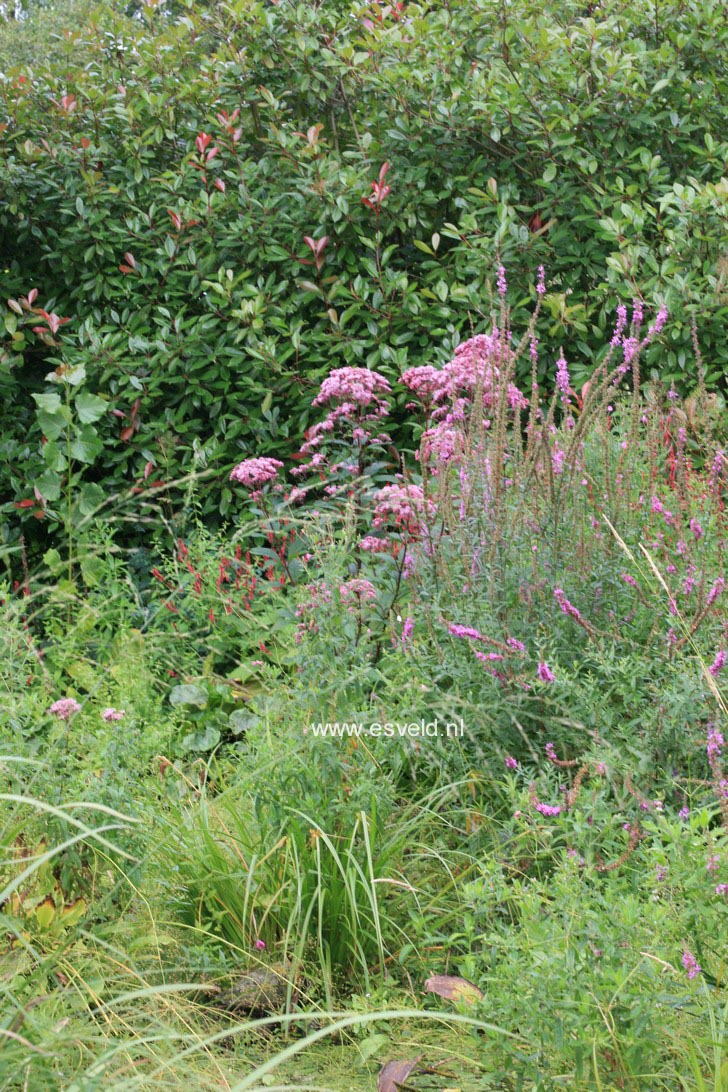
[[195, 132, 211, 154]]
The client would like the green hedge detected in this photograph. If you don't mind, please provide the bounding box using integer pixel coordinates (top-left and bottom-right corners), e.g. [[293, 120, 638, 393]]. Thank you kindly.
[[1, 0, 727, 554]]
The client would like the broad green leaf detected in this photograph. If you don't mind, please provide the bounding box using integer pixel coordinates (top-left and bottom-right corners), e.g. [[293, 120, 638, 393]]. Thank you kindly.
[[170, 683, 209, 709], [69, 426, 104, 464], [75, 391, 108, 424], [34, 468, 62, 501], [78, 482, 105, 516], [33, 392, 62, 414], [181, 725, 220, 752]]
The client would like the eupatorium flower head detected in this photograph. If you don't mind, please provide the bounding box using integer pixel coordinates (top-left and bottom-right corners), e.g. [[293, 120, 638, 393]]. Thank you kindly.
[[230, 457, 284, 489], [49, 698, 81, 720]]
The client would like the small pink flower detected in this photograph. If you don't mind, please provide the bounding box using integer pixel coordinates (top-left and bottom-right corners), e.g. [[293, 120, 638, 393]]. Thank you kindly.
[[49, 698, 81, 720], [505, 755, 518, 770], [537, 661, 556, 683], [254, 938, 266, 950], [534, 801, 562, 817], [102, 707, 125, 722]]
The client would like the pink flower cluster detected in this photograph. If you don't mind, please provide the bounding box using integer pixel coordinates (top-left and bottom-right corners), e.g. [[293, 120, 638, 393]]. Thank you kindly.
[[313, 367, 391, 410], [339, 578, 377, 603], [401, 365, 442, 406], [230, 457, 284, 490], [372, 483, 435, 537], [49, 697, 81, 720], [102, 707, 125, 721], [419, 422, 463, 470], [294, 581, 332, 643], [294, 368, 392, 477], [433, 332, 528, 420]]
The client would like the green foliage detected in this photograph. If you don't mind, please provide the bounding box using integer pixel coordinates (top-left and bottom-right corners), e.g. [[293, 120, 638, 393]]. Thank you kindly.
[[1, 0, 727, 558]]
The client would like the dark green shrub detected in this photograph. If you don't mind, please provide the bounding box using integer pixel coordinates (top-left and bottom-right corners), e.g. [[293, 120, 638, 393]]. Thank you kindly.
[[1, 0, 727, 561]]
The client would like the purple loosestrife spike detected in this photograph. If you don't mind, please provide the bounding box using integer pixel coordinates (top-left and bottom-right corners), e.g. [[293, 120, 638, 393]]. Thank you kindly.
[[707, 726, 724, 763], [496, 265, 507, 297], [505, 755, 518, 770], [610, 304, 628, 347], [537, 661, 556, 683], [709, 650, 726, 677], [555, 351, 570, 401], [707, 578, 725, 607], [682, 948, 701, 980], [448, 623, 484, 641]]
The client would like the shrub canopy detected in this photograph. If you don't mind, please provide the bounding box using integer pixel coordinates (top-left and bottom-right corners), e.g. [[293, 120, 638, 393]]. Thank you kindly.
[[0, 0, 726, 551]]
